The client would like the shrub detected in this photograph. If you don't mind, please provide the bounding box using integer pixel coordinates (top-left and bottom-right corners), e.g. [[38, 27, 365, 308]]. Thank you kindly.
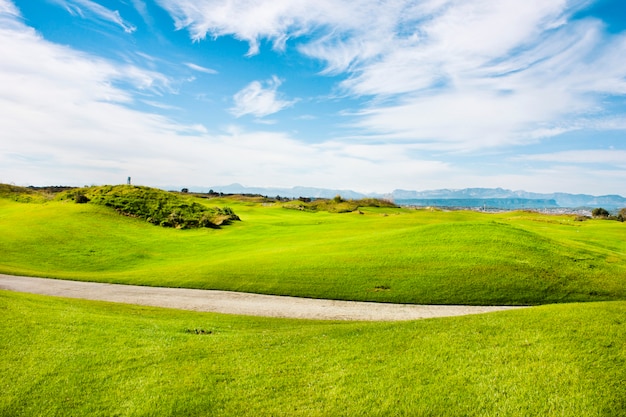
[[74, 193, 90, 204], [283, 197, 397, 213], [591, 207, 610, 218]]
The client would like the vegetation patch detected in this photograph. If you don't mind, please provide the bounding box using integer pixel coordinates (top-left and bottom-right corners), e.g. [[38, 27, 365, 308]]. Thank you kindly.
[[0, 184, 53, 203], [1, 292, 625, 416], [57, 185, 240, 229], [185, 328, 213, 335], [282, 195, 397, 213]]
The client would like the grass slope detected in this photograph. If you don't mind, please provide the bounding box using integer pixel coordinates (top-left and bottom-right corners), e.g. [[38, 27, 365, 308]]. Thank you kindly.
[[57, 185, 240, 228], [0, 194, 625, 305], [1, 291, 624, 416]]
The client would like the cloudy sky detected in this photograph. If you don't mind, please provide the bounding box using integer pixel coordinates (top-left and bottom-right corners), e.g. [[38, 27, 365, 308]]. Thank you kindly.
[[1, 0, 625, 195]]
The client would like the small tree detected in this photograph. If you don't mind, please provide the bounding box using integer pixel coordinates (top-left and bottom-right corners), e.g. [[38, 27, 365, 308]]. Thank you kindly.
[[618, 208, 626, 222], [591, 207, 610, 218]]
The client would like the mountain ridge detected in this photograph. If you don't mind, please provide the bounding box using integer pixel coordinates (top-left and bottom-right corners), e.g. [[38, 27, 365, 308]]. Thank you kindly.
[[198, 184, 626, 209]]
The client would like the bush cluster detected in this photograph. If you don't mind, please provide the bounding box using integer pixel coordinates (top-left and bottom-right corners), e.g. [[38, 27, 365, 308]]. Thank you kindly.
[[282, 196, 398, 213], [57, 185, 240, 229], [592, 207, 626, 222]]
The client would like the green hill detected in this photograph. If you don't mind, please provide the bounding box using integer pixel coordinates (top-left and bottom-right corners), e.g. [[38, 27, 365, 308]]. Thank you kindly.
[[57, 185, 241, 228]]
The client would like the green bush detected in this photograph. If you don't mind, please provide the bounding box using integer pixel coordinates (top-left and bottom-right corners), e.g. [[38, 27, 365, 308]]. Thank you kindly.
[[592, 207, 610, 218], [282, 197, 397, 213]]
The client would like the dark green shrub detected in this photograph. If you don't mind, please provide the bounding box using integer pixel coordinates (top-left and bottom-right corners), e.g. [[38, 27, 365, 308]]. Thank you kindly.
[[74, 193, 90, 204], [592, 207, 610, 218]]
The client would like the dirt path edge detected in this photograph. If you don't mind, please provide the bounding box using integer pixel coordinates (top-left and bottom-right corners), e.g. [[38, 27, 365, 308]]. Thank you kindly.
[[0, 274, 525, 321]]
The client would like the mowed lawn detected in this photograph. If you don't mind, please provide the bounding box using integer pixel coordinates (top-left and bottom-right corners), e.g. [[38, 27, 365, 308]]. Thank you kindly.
[[1, 291, 624, 416], [1, 192, 625, 416], [0, 197, 625, 305]]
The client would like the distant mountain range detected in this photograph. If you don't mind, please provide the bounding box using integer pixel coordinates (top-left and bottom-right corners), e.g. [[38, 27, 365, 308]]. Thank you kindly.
[[390, 188, 626, 210], [201, 183, 369, 200], [198, 184, 626, 210]]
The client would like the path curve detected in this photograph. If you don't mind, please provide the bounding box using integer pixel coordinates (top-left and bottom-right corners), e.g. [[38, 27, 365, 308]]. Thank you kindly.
[[0, 274, 524, 321]]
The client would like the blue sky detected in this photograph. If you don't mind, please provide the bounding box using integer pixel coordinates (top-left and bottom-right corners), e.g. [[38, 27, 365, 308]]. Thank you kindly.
[[1, 0, 625, 195]]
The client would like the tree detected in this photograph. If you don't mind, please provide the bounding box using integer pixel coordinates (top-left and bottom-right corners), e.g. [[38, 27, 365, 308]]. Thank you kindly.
[[591, 207, 610, 218], [618, 208, 626, 222]]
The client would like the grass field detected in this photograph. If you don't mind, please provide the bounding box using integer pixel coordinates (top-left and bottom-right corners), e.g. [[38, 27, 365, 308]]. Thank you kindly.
[[0, 191, 624, 305], [2, 186, 625, 415], [1, 291, 624, 416]]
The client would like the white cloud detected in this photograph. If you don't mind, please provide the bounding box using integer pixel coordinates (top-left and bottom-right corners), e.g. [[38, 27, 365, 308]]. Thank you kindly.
[[230, 76, 295, 118], [50, 0, 136, 33], [0, 0, 19, 16], [130, 0, 151, 26], [0, 4, 448, 193], [342, 2, 626, 149], [155, 0, 626, 151], [518, 150, 626, 166], [184, 62, 218, 74], [0, 3, 182, 175], [154, 0, 367, 56], [2, 0, 625, 196], [141, 100, 182, 111]]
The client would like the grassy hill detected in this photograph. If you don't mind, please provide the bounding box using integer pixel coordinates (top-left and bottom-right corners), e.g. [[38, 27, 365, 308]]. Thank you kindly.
[[1, 291, 624, 416], [58, 185, 242, 229], [0, 184, 624, 305]]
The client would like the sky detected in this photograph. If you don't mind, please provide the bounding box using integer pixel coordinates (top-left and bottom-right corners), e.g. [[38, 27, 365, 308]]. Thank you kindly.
[[1, 0, 626, 195]]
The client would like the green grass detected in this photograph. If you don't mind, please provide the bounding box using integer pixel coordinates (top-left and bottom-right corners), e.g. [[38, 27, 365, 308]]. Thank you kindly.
[[1, 187, 624, 415], [0, 195, 625, 305], [1, 291, 624, 416]]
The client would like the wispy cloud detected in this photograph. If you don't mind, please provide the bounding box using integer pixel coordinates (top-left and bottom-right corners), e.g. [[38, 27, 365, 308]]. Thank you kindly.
[[155, 0, 399, 58], [0, 2, 178, 168], [3, 0, 625, 195], [518, 150, 626, 166], [156, 0, 626, 151], [50, 0, 137, 33], [141, 100, 181, 111], [230, 76, 295, 118], [184, 62, 218, 74], [0, 0, 19, 16], [129, 0, 152, 27], [0, 4, 445, 192]]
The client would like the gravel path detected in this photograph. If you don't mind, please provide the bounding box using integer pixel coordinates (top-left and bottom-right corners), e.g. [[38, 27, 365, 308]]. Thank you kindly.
[[0, 274, 524, 321]]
